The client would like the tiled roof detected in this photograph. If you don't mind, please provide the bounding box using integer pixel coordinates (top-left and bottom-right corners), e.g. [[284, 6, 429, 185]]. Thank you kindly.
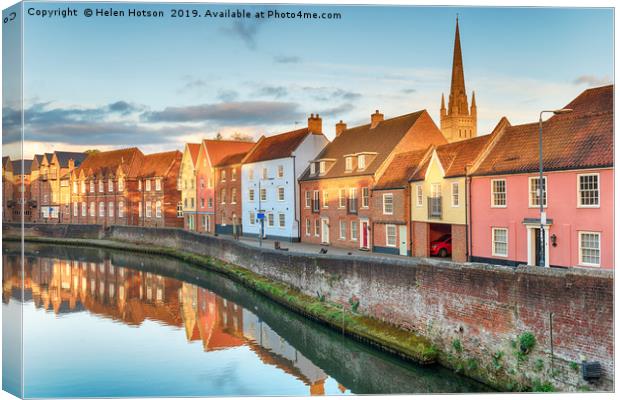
[[472, 85, 613, 176], [54, 151, 87, 168], [374, 149, 431, 190], [213, 151, 249, 167], [203, 139, 255, 166], [437, 134, 495, 178], [243, 128, 311, 164], [187, 143, 201, 166], [139, 150, 182, 178], [300, 110, 446, 181], [11, 160, 33, 175], [77, 147, 144, 178]]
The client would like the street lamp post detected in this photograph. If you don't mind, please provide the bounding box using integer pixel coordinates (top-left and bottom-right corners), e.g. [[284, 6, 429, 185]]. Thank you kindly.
[[537, 108, 572, 267]]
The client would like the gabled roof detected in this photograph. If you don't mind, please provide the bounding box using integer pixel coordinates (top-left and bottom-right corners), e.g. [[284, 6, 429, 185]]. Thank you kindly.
[[242, 128, 312, 164], [53, 151, 87, 168], [374, 148, 431, 190], [139, 150, 182, 178], [300, 110, 446, 181], [472, 85, 613, 176], [203, 139, 255, 166], [77, 147, 144, 178], [186, 143, 201, 167], [12, 160, 33, 175], [213, 151, 249, 168]]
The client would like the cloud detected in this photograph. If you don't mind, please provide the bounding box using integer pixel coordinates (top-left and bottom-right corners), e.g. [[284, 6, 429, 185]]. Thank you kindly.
[[317, 103, 355, 117], [401, 88, 417, 94], [143, 101, 303, 125], [302, 86, 362, 102], [178, 77, 208, 94], [273, 55, 301, 64], [217, 89, 239, 102], [573, 75, 612, 87], [108, 101, 141, 115], [254, 85, 288, 99], [222, 20, 262, 50]]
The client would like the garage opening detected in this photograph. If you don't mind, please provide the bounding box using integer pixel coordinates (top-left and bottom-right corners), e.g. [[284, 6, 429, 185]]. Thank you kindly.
[[429, 223, 452, 259]]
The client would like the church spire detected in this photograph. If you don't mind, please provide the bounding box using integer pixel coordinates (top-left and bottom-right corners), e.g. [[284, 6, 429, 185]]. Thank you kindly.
[[448, 15, 468, 115], [440, 93, 446, 115]]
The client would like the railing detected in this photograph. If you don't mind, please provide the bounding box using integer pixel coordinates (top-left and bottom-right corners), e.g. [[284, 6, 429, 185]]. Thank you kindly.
[[428, 196, 442, 219], [347, 198, 358, 215]]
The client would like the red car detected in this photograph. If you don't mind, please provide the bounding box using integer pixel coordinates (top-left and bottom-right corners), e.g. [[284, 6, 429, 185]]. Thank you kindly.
[[430, 234, 452, 257]]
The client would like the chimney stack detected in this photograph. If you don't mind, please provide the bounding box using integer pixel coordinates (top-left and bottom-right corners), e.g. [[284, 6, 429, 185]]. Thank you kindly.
[[335, 120, 347, 137], [308, 113, 322, 134], [371, 110, 384, 128], [68, 159, 75, 170]]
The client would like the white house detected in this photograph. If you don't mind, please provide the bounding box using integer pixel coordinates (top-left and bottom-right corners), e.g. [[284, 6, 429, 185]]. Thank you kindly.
[[241, 114, 329, 242]]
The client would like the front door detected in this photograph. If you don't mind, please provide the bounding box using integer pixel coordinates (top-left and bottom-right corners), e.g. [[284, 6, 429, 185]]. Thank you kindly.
[[360, 219, 369, 249], [321, 218, 329, 244], [399, 225, 407, 256], [534, 228, 541, 266]]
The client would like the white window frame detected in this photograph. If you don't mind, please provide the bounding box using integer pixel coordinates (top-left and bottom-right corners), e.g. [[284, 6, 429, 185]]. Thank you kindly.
[[221, 170, 226, 182], [305, 218, 311, 236], [528, 176, 547, 208], [249, 212, 256, 225], [98, 180, 104, 193], [492, 227, 508, 257], [260, 188, 267, 202], [383, 193, 394, 215], [145, 201, 152, 218], [358, 155, 366, 170], [108, 179, 114, 192], [345, 157, 353, 172], [339, 220, 346, 240], [220, 188, 226, 204], [146, 179, 151, 192], [262, 167, 268, 180], [451, 182, 460, 207], [99, 201, 105, 217], [416, 184, 423, 207], [231, 188, 237, 204], [73, 202, 78, 217], [139, 201, 143, 218], [278, 213, 285, 229], [155, 201, 162, 218], [491, 179, 507, 208], [310, 163, 316, 175], [118, 201, 125, 218], [319, 161, 326, 175], [314, 218, 320, 237], [362, 187, 369, 208], [232, 168, 237, 181], [386, 224, 397, 247], [267, 212, 274, 227], [108, 202, 114, 218], [577, 173, 600, 208], [277, 165, 284, 178], [323, 190, 329, 208], [155, 178, 161, 191], [81, 202, 87, 217], [351, 221, 359, 241], [89, 181, 95, 193], [305, 191, 311, 208], [249, 189, 255, 202], [338, 189, 346, 208], [578, 231, 601, 267], [277, 186, 285, 202]]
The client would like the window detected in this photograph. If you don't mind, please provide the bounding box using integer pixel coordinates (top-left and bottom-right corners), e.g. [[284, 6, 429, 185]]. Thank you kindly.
[[267, 213, 274, 227], [145, 201, 152, 218], [431, 183, 441, 198], [155, 201, 162, 218], [208, 197, 213, 208], [220, 189, 226, 204], [305, 219, 311, 236], [358, 155, 366, 170], [313, 190, 320, 212], [249, 189, 255, 202], [451, 182, 459, 207], [278, 213, 285, 228], [99, 201, 105, 217], [345, 157, 353, 171], [119, 177, 125, 191], [108, 180, 114, 192], [221, 170, 226, 182], [232, 168, 237, 181], [339, 189, 346, 208], [310, 163, 316, 175], [319, 161, 326, 175], [73, 202, 78, 217], [314, 219, 320, 237], [155, 178, 161, 191], [579, 232, 601, 266], [184, 198, 188, 208], [339, 220, 346, 240], [60, 179, 69, 187], [249, 169, 254, 180], [348, 188, 358, 212], [492, 228, 508, 257], [139, 202, 143, 218], [260, 188, 267, 202], [529, 177, 547, 207], [98, 180, 104, 193], [191, 178, 195, 189], [277, 165, 284, 178], [177, 202, 183, 217], [323, 191, 329, 208], [305, 191, 311, 208], [416, 185, 423, 207], [81, 181, 86, 193], [277, 187, 285, 201], [362, 187, 369, 208], [146, 179, 151, 192], [351, 221, 359, 241], [249, 212, 256, 225], [177, 177, 182, 190], [200, 198, 205, 208], [118, 201, 124, 218], [231, 188, 237, 204], [383, 193, 394, 214], [200, 177, 205, 189], [89, 181, 94, 193], [578, 174, 599, 207], [386, 225, 397, 247], [108, 202, 114, 218], [492, 179, 506, 207], [262, 167, 268, 179], [82, 202, 87, 217], [73, 181, 78, 194]]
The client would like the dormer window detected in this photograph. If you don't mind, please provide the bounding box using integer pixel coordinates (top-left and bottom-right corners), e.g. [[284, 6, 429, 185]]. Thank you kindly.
[[345, 157, 353, 172], [319, 161, 326, 175], [310, 163, 316, 175], [358, 155, 366, 170]]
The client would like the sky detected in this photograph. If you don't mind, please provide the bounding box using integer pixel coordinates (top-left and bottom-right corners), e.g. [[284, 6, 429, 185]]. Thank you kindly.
[[2, 2, 614, 158]]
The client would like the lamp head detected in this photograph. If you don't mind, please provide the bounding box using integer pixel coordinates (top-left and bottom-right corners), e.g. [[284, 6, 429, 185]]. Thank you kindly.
[[553, 108, 573, 115]]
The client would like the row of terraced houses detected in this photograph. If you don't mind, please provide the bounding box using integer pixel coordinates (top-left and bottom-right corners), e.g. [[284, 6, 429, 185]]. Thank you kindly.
[[3, 20, 613, 269]]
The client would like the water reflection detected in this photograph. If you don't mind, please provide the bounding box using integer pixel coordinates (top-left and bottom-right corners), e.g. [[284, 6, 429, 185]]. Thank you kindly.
[[3, 243, 490, 397]]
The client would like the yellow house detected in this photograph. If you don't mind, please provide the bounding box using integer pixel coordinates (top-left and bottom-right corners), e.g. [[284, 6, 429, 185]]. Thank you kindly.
[[410, 133, 498, 262], [180, 143, 201, 230]]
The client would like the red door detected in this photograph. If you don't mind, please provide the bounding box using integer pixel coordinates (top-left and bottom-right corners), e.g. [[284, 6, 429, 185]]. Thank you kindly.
[[362, 221, 368, 248]]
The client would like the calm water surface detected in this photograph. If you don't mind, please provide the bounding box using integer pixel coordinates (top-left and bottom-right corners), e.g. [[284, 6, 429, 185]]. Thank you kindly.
[[3, 243, 490, 397]]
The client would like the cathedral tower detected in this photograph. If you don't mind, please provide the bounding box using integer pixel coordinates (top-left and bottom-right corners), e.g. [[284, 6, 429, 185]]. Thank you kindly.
[[440, 17, 477, 143]]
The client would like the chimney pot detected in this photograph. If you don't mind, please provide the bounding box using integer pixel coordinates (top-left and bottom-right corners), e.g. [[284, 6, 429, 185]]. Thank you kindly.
[[308, 113, 322, 134], [335, 120, 347, 137], [371, 110, 384, 128]]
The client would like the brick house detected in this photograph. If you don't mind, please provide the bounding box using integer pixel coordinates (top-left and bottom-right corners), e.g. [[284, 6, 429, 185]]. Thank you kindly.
[[180, 143, 201, 231], [469, 85, 613, 269], [71, 148, 143, 226], [195, 140, 255, 234], [2, 156, 14, 222], [213, 149, 252, 236], [11, 159, 34, 222], [135, 150, 183, 228], [298, 109, 446, 251]]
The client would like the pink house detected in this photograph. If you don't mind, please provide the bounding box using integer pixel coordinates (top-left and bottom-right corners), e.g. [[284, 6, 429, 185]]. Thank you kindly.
[[469, 85, 613, 269]]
